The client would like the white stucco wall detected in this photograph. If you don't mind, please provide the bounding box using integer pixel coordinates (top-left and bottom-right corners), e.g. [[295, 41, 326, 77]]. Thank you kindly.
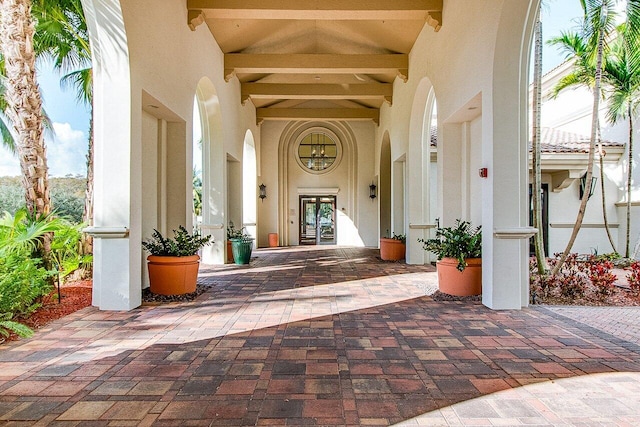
[[543, 168, 622, 255]]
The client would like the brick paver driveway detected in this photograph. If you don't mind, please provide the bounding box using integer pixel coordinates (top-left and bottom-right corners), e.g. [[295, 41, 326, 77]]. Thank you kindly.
[[1, 246, 639, 426]]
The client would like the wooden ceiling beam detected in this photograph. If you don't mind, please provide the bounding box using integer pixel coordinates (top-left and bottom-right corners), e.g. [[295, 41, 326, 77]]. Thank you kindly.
[[256, 108, 380, 125], [187, 0, 442, 21], [225, 54, 408, 82], [242, 83, 393, 104]]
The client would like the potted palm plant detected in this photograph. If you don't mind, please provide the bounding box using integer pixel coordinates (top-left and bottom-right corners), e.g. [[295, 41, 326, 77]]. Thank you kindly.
[[419, 219, 482, 296], [142, 226, 212, 295]]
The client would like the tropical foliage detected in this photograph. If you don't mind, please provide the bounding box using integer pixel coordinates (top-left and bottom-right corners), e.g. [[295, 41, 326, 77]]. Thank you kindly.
[[0, 208, 89, 338], [419, 219, 482, 272], [142, 226, 213, 257]]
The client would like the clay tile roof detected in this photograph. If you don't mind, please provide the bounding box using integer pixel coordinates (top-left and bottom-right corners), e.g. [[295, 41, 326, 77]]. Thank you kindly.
[[536, 127, 624, 153], [430, 126, 623, 153]]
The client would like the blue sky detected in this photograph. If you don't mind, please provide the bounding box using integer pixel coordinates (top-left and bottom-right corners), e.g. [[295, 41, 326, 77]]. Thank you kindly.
[[0, 1, 594, 177]]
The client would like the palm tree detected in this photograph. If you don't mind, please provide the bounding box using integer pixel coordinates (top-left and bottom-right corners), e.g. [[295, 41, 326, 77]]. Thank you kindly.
[[549, 30, 618, 254], [604, 26, 640, 258], [2, 53, 54, 156], [0, 0, 51, 221], [32, 0, 93, 256], [532, 7, 547, 275], [551, 0, 618, 275]]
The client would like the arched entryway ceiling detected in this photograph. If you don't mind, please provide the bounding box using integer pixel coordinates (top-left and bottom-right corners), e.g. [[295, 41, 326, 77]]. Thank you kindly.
[[186, 1, 443, 124]]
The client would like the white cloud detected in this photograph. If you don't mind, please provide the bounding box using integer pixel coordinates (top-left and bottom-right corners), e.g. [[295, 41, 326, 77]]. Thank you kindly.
[[47, 122, 87, 177], [0, 145, 20, 176], [0, 122, 87, 178]]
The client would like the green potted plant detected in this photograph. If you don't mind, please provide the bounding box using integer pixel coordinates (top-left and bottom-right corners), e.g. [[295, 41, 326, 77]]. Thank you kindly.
[[380, 231, 406, 261], [142, 226, 212, 295], [226, 222, 243, 263], [229, 226, 254, 265], [419, 219, 482, 296]]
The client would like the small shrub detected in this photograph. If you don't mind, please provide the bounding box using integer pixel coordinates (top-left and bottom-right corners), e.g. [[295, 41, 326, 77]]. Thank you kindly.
[[592, 252, 622, 262], [587, 256, 616, 298], [627, 261, 640, 293], [50, 220, 92, 282], [541, 253, 587, 300], [529, 257, 553, 302], [556, 270, 588, 299], [0, 252, 52, 316]]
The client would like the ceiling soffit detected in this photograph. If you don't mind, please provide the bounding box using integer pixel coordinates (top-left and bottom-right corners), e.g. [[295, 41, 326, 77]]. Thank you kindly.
[[187, 1, 443, 124]]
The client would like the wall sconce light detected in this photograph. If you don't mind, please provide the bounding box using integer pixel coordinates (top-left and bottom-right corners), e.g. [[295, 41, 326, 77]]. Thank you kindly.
[[369, 183, 377, 199], [259, 183, 267, 201], [579, 174, 597, 200]]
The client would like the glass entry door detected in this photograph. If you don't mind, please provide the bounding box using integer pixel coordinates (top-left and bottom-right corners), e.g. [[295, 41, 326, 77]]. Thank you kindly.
[[300, 196, 336, 245]]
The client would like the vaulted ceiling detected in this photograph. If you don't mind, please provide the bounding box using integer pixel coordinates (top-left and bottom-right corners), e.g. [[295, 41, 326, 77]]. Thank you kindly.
[[187, 0, 443, 124]]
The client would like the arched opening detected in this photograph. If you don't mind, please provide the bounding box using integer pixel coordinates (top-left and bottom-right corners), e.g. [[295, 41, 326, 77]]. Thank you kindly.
[[392, 155, 406, 238], [243, 131, 257, 246], [406, 78, 438, 264], [427, 95, 439, 234], [195, 77, 225, 264], [192, 98, 203, 231], [380, 132, 392, 239]]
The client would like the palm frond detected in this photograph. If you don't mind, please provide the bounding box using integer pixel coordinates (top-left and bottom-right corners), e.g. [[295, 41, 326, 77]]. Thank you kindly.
[[31, 0, 92, 104], [0, 114, 16, 153], [61, 67, 92, 105]]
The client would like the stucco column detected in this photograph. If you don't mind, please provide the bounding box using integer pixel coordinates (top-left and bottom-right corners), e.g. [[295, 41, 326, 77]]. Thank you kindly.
[[438, 123, 464, 224], [83, 0, 141, 310], [481, 0, 539, 309]]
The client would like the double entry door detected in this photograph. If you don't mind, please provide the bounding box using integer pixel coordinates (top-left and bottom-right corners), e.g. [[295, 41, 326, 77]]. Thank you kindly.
[[299, 196, 336, 245]]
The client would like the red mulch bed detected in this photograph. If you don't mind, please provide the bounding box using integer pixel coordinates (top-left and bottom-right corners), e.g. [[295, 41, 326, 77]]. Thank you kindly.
[[5, 280, 93, 342]]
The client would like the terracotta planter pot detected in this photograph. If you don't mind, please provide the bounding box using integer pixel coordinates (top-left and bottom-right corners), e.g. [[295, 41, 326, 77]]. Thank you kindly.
[[437, 257, 482, 296], [147, 255, 200, 295], [226, 240, 234, 263], [268, 233, 278, 247], [380, 238, 406, 261]]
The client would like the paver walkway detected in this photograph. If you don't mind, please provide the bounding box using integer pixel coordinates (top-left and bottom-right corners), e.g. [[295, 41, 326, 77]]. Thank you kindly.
[[0, 246, 639, 426]]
